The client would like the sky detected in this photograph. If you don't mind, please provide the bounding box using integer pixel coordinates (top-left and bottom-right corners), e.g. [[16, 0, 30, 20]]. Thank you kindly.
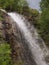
[[27, 0, 41, 11]]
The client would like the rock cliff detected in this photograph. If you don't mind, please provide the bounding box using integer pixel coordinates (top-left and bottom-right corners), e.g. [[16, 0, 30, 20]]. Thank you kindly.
[[0, 10, 36, 65]]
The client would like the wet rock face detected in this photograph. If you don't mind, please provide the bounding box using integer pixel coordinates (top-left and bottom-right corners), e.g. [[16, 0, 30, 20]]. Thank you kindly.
[[0, 11, 23, 65], [0, 10, 36, 65], [45, 55, 49, 64]]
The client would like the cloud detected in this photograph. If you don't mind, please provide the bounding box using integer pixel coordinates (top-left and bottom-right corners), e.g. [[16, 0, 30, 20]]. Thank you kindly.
[[27, 0, 41, 10]]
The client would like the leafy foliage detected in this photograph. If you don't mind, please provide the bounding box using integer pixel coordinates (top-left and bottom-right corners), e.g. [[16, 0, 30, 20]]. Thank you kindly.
[[0, 0, 28, 12], [0, 43, 11, 65], [39, 0, 49, 44]]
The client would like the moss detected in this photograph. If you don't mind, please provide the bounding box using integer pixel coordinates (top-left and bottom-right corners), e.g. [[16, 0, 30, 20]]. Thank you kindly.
[[0, 13, 4, 21]]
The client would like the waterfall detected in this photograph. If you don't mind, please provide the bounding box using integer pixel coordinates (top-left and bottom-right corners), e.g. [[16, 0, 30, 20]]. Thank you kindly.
[[8, 12, 48, 65]]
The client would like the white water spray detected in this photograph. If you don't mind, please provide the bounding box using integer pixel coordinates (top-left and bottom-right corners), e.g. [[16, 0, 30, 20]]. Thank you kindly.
[[8, 12, 48, 65]]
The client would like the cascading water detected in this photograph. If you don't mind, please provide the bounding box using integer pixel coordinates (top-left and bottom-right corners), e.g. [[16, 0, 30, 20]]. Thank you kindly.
[[8, 12, 48, 65]]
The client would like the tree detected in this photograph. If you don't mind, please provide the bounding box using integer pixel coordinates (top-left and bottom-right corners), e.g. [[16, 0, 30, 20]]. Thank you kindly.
[[40, 0, 49, 44], [0, 0, 28, 12]]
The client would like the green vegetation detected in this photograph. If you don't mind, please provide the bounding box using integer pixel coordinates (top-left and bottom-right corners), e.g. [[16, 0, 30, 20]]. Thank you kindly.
[[0, 0, 28, 13], [39, 0, 49, 45], [23, 7, 39, 26], [0, 43, 11, 65], [0, 0, 28, 65], [0, 0, 49, 65], [0, 13, 3, 21]]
